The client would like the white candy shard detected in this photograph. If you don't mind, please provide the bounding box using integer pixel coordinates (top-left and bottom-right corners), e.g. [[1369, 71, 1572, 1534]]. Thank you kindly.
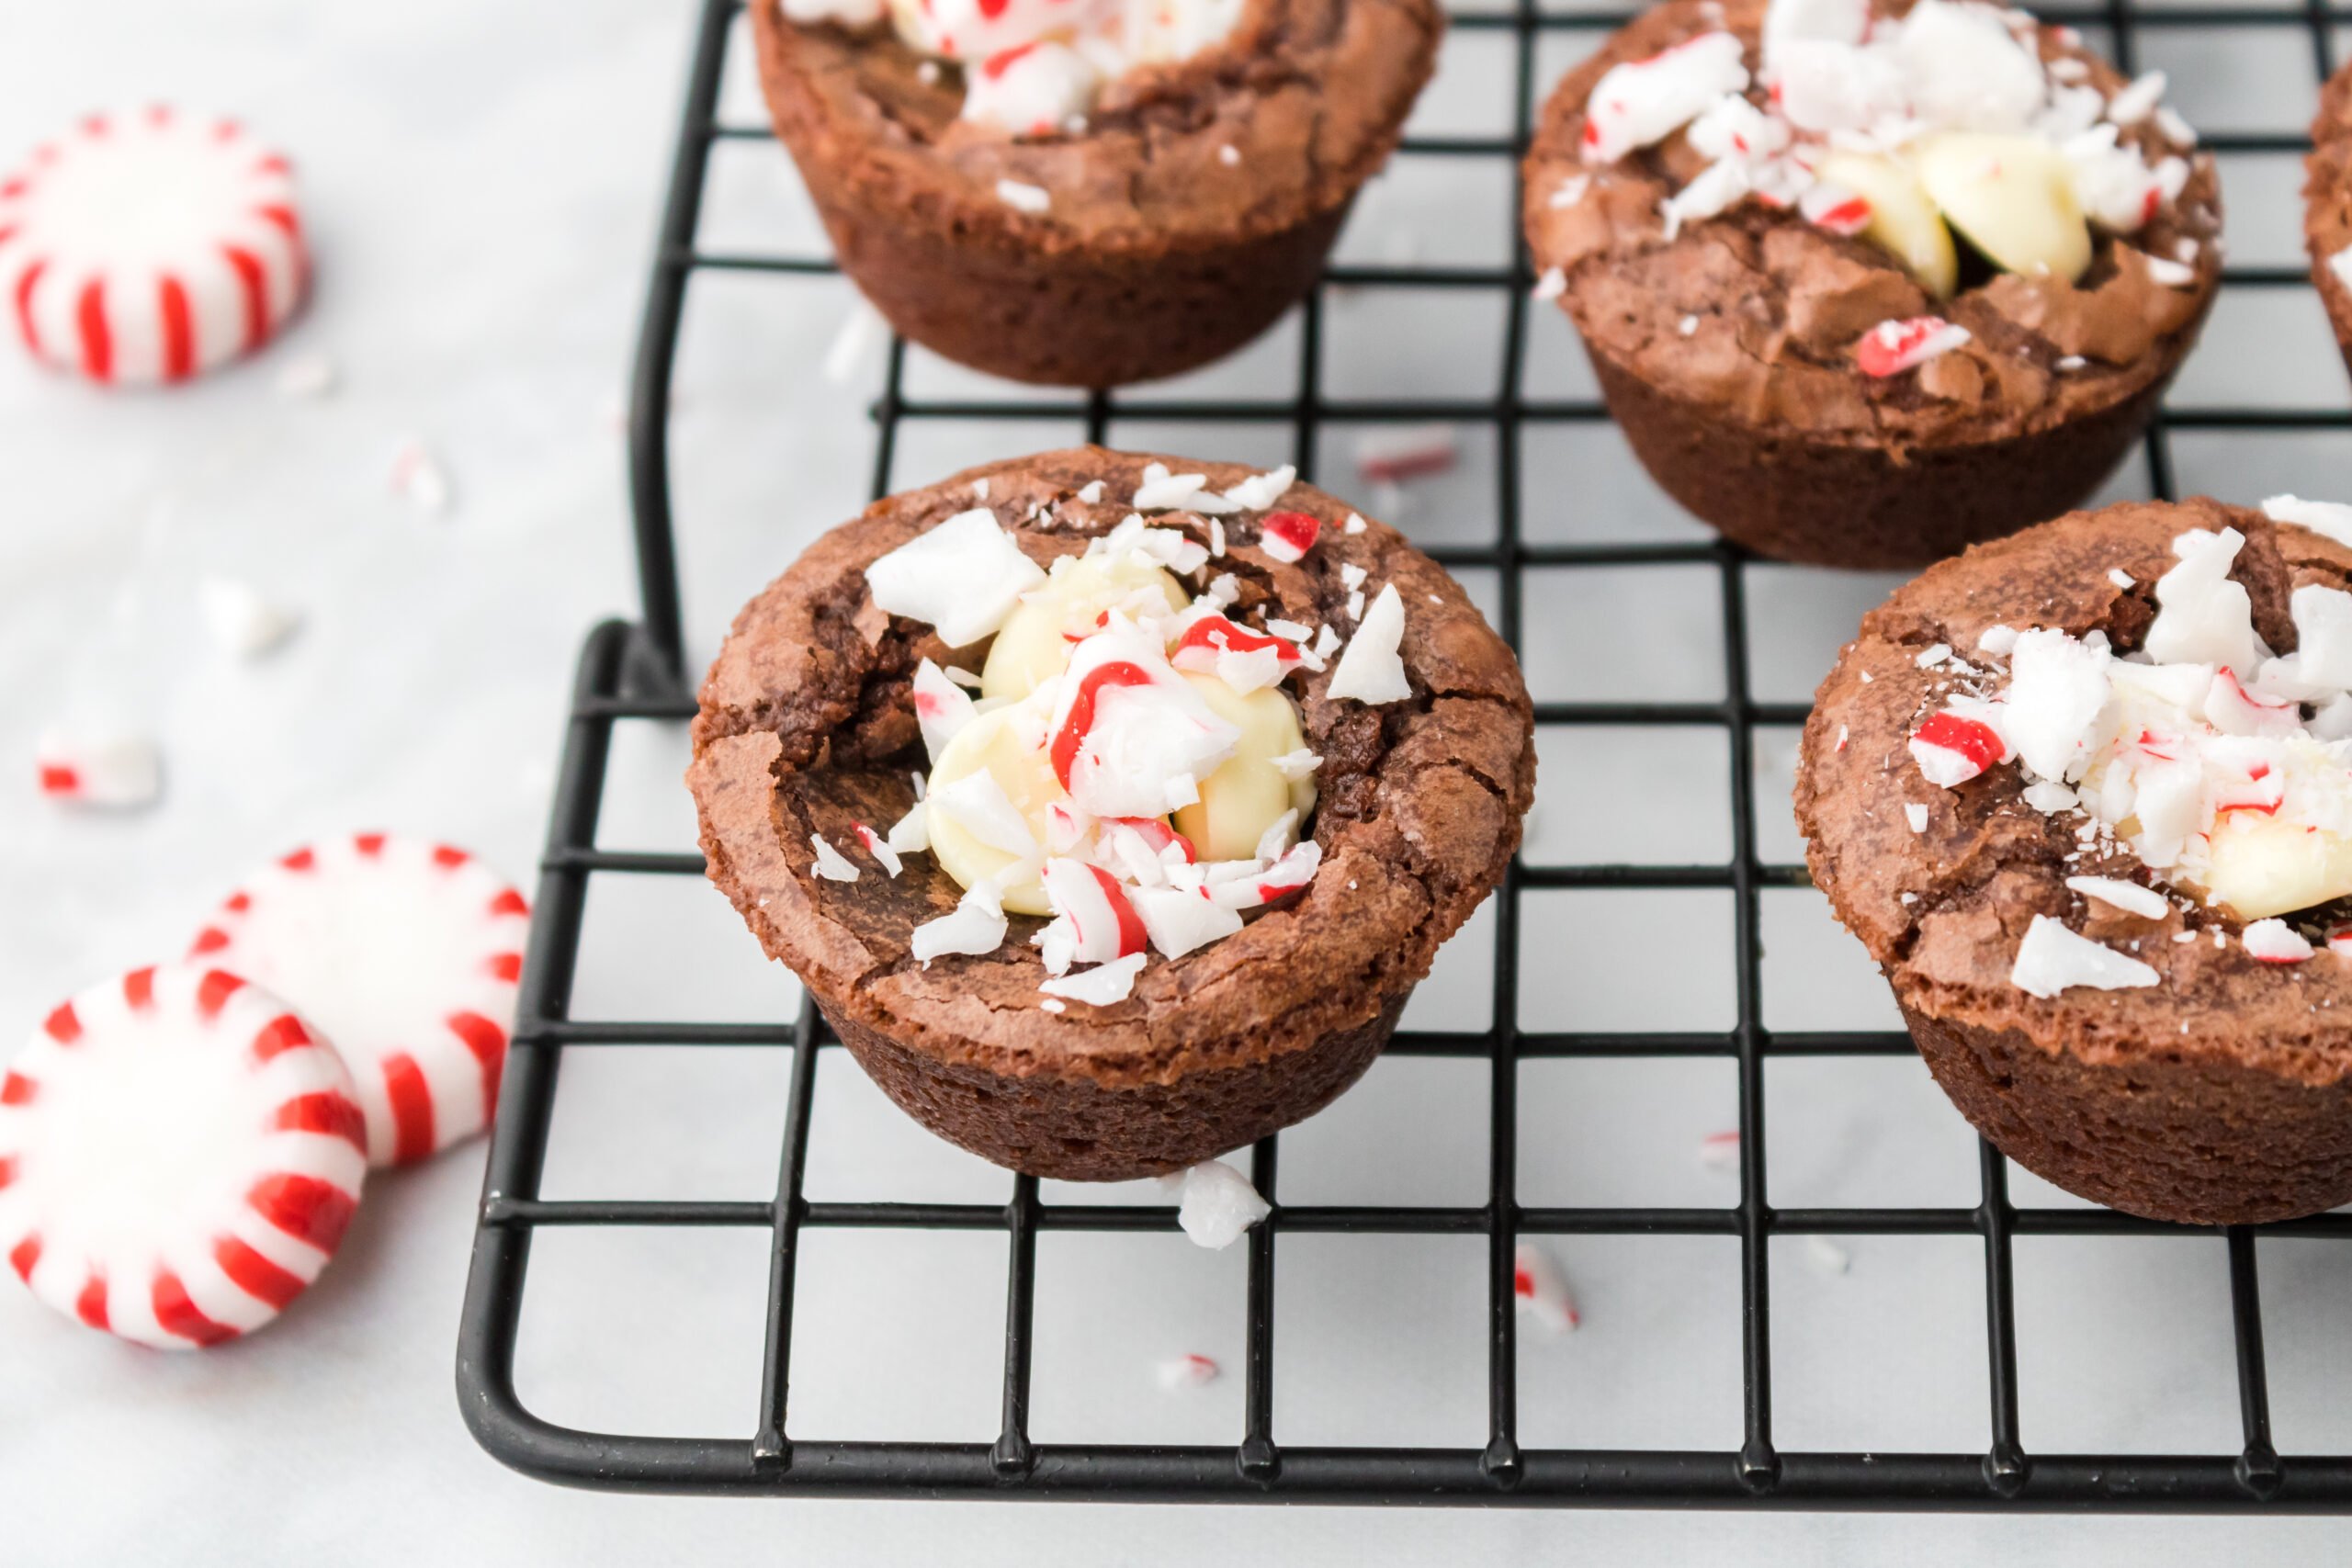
[[2144, 527, 2260, 675], [808, 833, 861, 882], [2065, 875, 2169, 919], [910, 883, 1009, 964], [853, 821, 905, 877], [2263, 495, 2352, 550], [866, 510, 1046, 648], [1131, 883, 1245, 958], [2009, 914, 2161, 998], [1133, 462, 1240, 514], [887, 799, 931, 854], [1222, 464, 1297, 512], [1172, 1159, 1271, 1248], [274, 353, 337, 400], [2104, 70, 2166, 127], [390, 439, 453, 515], [1894, 0, 2048, 133], [1327, 584, 1410, 704], [995, 178, 1051, 214], [198, 575, 300, 659], [1040, 951, 1146, 1006], [2243, 919, 2314, 964], [1905, 803, 1929, 833], [962, 41, 1100, 136], [911, 659, 979, 762], [2004, 627, 2112, 782]]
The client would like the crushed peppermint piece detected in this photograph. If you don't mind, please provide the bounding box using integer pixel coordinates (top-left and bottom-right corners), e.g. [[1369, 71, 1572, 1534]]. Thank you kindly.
[[943, 665, 983, 688], [1698, 1129, 1740, 1168], [1038, 998, 1067, 1013], [2263, 494, 2352, 550], [1513, 1242, 1580, 1334], [1804, 1235, 1853, 1276], [2010, 914, 2161, 998], [911, 883, 1009, 964], [887, 799, 930, 855], [2243, 919, 2314, 964], [1905, 803, 1929, 833], [1076, 479, 1107, 504], [1171, 1159, 1270, 1248], [2055, 355, 2087, 372], [1040, 951, 1147, 1006], [809, 833, 860, 882], [2066, 875, 2168, 919], [1223, 463, 1297, 512], [2104, 70, 2166, 127], [1157, 1353, 1220, 1389], [996, 177, 1051, 214], [1679, 313, 1700, 337], [1856, 317, 1971, 378], [2107, 569, 2135, 589], [911, 659, 979, 762], [1328, 584, 1410, 703], [1259, 511, 1319, 564], [1579, 31, 1749, 164], [1208, 517, 1226, 557], [1218, 144, 1240, 167], [1269, 748, 1322, 783], [1909, 706, 2009, 787], [2021, 780, 2077, 814], [1978, 624, 2020, 657], [1532, 266, 1567, 301], [1916, 642, 1951, 669], [1346, 587, 1366, 620], [867, 510, 1046, 648], [2142, 253, 2196, 288], [1550, 174, 1591, 209], [853, 822, 905, 877], [1133, 462, 1240, 514], [1355, 425, 1458, 485], [1310, 624, 1340, 660], [1343, 512, 1368, 536]]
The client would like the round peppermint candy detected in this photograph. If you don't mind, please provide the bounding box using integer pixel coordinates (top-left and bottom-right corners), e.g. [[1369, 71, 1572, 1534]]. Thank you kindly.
[[0, 107, 307, 385], [191, 834, 529, 1168], [0, 964, 368, 1348]]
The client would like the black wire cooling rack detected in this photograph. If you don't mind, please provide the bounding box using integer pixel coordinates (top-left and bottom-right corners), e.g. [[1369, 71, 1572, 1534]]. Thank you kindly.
[[458, 0, 2352, 1509]]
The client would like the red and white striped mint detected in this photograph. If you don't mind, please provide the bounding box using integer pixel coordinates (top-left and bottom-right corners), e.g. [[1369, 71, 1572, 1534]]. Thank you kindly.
[[189, 833, 528, 1167], [1855, 317, 1971, 378], [0, 964, 366, 1348], [0, 107, 306, 385]]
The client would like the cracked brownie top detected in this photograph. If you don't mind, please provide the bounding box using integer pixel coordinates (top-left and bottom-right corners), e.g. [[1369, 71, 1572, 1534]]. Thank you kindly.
[[1522, 0, 2222, 455], [688, 447, 1533, 1091], [1798, 497, 2352, 1088]]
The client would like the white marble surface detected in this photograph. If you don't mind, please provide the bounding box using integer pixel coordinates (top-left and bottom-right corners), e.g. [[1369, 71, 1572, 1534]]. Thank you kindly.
[[6, 1, 2352, 1562]]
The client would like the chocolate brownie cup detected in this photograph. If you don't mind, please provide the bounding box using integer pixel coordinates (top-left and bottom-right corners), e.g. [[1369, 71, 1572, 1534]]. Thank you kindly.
[[1523, 0, 2221, 569], [751, 0, 1442, 388], [688, 447, 1532, 1179], [1798, 495, 2352, 1224], [2306, 60, 2352, 382]]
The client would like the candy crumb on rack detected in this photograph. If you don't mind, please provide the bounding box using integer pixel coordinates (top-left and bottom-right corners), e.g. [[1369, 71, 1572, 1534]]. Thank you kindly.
[[1513, 1241, 1580, 1334], [1698, 1129, 1740, 1168], [1354, 425, 1458, 485], [1170, 1159, 1270, 1249], [1804, 1235, 1852, 1276], [1156, 1353, 1221, 1390]]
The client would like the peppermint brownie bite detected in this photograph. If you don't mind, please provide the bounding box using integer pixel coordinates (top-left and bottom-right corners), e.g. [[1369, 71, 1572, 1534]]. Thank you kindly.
[[1523, 0, 2220, 568], [688, 448, 1533, 1179], [752, 0, 1442, 387], [2306, 60, 2352, 382], [1798, 496, 2352, 1224]]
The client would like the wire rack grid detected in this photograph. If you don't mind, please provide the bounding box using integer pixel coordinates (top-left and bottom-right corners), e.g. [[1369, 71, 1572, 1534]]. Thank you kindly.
[[457, 0, 2352, 1509]]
